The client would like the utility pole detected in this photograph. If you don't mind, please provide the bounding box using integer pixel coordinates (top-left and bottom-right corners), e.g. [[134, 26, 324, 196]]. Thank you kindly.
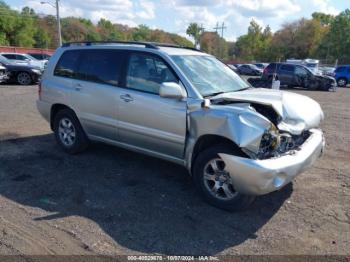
[[41, 0, 62, 46], [213, 22, 226, 38], [198, 23, 205, 49], [56, 0, 62, 46], [213, 22, 226, 58]]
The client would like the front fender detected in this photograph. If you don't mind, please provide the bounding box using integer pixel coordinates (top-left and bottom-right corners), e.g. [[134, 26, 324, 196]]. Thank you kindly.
[[185, 102, 272, 170]]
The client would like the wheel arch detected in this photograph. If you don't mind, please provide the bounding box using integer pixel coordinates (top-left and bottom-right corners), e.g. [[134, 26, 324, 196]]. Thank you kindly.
[[50, 104, 74, 130], [190, 134, 246, 175]]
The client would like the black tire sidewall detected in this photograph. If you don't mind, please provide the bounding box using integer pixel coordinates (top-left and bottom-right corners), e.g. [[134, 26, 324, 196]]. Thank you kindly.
[[193, 144, 255, 211], [53, 109, 88, 154], [17, 72, 32, 85], [337, 78, 347, 87]]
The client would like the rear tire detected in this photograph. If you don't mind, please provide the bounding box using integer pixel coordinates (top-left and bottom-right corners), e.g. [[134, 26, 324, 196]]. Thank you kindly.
[[53, 109, 89, 154], [193, 144, 255, 211]]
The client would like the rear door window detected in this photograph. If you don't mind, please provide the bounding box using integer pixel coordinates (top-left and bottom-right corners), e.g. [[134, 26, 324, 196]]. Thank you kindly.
[[15, 55, 27, 61], [54, 50, 81, 78], [280, 64, 294, 72], [76, 49, 123, 86]]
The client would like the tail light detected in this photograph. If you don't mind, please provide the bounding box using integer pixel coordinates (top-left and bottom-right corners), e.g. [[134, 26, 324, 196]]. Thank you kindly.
[[38, 80, 42, 100]]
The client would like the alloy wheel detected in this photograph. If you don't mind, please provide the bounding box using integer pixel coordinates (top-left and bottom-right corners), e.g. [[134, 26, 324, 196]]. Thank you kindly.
[[17, 72, 31, 85], [203, 158, 238, 200], [58, 118, 76, 147]]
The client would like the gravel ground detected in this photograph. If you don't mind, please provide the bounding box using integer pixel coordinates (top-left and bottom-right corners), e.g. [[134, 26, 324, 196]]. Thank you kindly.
[[0, 84, 349, 256]]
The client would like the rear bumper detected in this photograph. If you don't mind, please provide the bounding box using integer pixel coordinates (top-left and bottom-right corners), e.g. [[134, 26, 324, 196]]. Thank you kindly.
[[219, 129, 325, 195]]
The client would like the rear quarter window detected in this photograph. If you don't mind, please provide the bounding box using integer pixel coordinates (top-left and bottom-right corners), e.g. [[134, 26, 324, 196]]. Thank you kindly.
[[54, 50, 81, 78]]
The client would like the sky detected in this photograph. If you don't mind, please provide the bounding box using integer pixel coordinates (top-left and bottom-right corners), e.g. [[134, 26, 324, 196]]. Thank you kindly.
[[8, 0, 349, 42]]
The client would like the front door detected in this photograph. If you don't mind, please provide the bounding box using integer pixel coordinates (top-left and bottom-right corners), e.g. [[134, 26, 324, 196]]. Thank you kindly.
[[118, 52, 187, 159]]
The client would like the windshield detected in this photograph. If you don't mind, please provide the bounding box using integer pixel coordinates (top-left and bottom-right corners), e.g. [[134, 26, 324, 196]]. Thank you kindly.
[[0, 55, 11, 65], [25, 54, 38, 61], [171, 55, 249, 97], [306, 63, 317, 68]]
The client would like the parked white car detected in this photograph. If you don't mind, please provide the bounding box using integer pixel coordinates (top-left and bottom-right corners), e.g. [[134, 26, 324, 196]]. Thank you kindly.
[[0, 53, 47, 70]]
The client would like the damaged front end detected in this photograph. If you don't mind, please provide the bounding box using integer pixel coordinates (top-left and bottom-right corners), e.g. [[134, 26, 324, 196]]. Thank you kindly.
[[187, 88, 325, 195]]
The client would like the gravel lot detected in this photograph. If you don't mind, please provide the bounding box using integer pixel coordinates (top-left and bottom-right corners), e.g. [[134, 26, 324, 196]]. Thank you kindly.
[[0, 84, 349, 256]]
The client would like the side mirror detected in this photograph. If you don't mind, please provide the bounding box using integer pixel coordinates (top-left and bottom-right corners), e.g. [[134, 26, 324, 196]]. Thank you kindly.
[[159, 82, 186, 99]]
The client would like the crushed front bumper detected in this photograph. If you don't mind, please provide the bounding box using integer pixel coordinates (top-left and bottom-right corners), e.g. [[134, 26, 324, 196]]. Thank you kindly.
[[219, 129, 325, 195]]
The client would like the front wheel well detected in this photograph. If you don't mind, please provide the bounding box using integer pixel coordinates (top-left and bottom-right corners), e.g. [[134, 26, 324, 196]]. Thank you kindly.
[[191, 134, 247, 173], [50, 104, 72, 130]]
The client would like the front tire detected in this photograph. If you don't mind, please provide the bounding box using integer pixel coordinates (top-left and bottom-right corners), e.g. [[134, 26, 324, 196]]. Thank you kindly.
[[17, 72, 32, 85], [193, 144, 255, 211], [53, 109, 89, 154], [337, 78, 347, 87]]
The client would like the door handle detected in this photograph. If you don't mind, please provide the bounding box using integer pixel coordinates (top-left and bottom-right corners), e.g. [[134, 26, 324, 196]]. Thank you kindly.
[[120, 94, 133, 102]]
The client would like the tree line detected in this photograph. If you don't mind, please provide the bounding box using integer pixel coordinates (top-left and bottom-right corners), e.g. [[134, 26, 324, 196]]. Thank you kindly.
[[0, 1, 193, 49], [187, 9, 350, 64]]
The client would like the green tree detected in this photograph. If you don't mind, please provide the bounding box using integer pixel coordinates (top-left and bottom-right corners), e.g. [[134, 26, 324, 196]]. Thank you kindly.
[[0, 1, 18, 45], [234, 20, 270, 61], [320, 9, 350, 63], [33, 27, 50, 48], [186, 23, 203, 47], [132, 24, 151, 41], [97, 18, 121, 40], [312, 12, 335, 26]]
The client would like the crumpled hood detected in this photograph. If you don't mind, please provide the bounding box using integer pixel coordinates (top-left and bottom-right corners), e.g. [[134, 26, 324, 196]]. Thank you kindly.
[[217, 88, 324, 134]]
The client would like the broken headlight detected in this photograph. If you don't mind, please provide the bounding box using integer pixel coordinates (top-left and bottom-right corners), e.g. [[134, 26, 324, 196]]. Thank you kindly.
[[257, 124, 280, 159]]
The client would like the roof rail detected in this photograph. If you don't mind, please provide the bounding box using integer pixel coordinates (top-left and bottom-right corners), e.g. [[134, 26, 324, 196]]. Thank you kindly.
[[153, 43, 202, 52], [61, 41, 202, 52], [61, 41, 158, 49]]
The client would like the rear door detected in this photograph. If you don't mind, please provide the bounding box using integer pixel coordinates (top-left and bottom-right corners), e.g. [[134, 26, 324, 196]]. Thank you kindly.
[[70, 49, 124, 141], [279, 64, 295, 84], [117, 51, 187, 159]]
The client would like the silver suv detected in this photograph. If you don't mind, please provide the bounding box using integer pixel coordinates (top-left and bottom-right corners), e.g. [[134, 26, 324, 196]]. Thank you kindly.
[[37, 41, 325, 211]]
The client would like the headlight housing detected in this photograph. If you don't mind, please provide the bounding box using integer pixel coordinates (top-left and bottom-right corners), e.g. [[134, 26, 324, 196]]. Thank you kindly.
[[257, 124, 280, 159], [31, 69, 42, 75]]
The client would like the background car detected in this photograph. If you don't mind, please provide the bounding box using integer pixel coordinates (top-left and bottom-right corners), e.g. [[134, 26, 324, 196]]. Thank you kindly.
[[0, 56, 42, 85], [319, 66, 335, 77], [254, 63, 269, 70], [0, 64, 9, 83], [0, 53, 46, 70], [227, 64, 238, 73], [237, 64, 263, 76], [334, 65, 350, 87], [262, 62, 336, 91], [27, 53, 51, 61]]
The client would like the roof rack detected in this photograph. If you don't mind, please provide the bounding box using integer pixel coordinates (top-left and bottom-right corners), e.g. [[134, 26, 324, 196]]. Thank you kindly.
[[61, 41, 202, 52], [61, 41, 158, 49], [153, 43, 202, 52]]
